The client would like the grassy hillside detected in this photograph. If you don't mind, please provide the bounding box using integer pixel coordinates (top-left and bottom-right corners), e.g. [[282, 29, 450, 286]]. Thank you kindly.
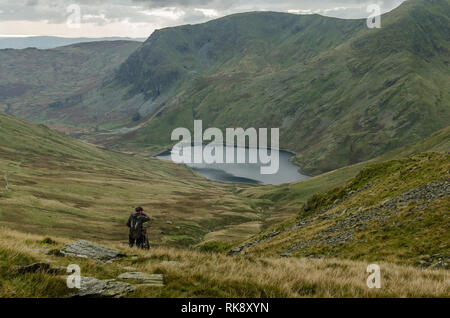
[[0, 115, 448, 298], [242, 126, 450, 216], [0, 41, 141, 132], [0, 0, 448, 296], [95, 0, 449, 175], [230, 152, 449, 268], [0, 113, 259, 246], [197, 126, 449, 249]]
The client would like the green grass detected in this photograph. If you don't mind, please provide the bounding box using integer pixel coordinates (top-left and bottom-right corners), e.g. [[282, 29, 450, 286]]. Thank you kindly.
[[0, 112, 260, 245], [235, 152, 450, 266]]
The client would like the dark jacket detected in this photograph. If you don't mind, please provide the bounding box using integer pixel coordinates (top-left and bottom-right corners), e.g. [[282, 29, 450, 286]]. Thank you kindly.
[[127, 212, 150, 238]]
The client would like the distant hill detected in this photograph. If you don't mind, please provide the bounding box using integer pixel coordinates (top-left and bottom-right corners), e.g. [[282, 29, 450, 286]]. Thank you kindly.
[[0, 40, 142, 131], [0, 36, 145, 49]]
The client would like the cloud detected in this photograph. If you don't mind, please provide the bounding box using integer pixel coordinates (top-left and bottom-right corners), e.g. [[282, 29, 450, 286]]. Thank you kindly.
[[0, 0, 407, 37]]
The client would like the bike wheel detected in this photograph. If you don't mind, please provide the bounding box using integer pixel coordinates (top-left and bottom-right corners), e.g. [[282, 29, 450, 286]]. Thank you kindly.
[[144, 235, 150, 250]]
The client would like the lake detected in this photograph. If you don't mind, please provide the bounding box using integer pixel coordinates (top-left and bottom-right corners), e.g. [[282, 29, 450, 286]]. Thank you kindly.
[[156, 144, 309, 185]]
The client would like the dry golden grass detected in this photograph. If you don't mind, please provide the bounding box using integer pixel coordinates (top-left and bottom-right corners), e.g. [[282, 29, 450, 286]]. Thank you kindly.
[[1, 228, 447, 298], [121, 246, 449, 298]]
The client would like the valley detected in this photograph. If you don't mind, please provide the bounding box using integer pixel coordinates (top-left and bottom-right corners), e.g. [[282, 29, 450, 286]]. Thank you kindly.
[[0, 0, 448, 299]]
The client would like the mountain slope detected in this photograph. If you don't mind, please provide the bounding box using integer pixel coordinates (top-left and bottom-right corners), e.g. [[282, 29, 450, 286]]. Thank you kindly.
[[0, 113, 257, 245], [229, 152, 449, 268], [0, 40, 141, 132], [201, 125, 450, 246], [61, 11, 365, 132], [94, 0, 449, 175]]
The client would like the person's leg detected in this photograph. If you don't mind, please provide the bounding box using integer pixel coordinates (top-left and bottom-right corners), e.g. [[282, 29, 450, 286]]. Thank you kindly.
[[129, 234, 135, 248], [136, 236, 144, 249]]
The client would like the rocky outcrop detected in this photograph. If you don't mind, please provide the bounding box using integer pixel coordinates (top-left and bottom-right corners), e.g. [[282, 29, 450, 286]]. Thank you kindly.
[[227, 231, 280, 256], [418, 253, 449, 270], [282, 179, 450, 256], [117, 272, 164, 287], [72, 276, 136, 298], [60, 240, 125, 261]]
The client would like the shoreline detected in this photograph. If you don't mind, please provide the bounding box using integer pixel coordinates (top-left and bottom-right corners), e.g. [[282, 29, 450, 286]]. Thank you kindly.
[[154, 144, 311, 185]]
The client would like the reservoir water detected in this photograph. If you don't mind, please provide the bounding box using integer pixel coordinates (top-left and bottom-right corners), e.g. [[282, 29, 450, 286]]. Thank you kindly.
[[156, 144, 309, 185]]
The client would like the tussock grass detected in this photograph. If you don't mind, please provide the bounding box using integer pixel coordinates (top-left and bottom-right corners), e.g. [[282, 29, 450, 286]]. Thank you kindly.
[[1, 228, 448, 298]]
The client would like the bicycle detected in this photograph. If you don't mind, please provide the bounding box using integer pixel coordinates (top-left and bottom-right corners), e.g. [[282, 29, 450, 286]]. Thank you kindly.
[[140, 224, 150, 250]]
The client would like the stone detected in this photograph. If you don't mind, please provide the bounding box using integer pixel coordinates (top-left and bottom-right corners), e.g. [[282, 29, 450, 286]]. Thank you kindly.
[[18, 262, 50, 274], [227, 231, 280, 256], [72, 277, 136, 298], [60, 240, 125, 261], [118, 272, 164, 287]]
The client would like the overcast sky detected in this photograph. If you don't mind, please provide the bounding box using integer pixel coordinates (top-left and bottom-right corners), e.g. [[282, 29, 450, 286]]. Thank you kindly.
[[0, 0, 406, 38]]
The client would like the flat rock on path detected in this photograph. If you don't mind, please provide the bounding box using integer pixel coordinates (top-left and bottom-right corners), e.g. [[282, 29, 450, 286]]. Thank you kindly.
[[60, 240, 125, 261], [118, 272, 164, 287], [73, 277, 136, 298]]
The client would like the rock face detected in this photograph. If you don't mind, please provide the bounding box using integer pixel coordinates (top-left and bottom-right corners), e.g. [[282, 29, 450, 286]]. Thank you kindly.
[[227, 231, 280, 256], [73, 277, 136, 298], [60, 240, 125, 261], [117, 272, 164, 287]]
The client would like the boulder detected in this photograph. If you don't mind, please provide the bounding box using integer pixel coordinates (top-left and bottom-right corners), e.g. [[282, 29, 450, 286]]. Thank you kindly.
[[73, 276, 136, 298], [60, 240, 125, 261]]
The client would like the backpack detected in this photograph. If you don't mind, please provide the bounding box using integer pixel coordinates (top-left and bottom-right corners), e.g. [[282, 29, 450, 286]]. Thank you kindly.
[[130, 214, 145, 239]]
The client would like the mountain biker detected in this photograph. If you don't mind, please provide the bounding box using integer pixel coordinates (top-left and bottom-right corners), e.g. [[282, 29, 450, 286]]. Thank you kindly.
[[126, 206, 150, 249]]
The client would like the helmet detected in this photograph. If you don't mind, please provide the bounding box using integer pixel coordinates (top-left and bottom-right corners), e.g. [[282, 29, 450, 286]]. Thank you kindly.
[[135, 206, 144, 212]]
